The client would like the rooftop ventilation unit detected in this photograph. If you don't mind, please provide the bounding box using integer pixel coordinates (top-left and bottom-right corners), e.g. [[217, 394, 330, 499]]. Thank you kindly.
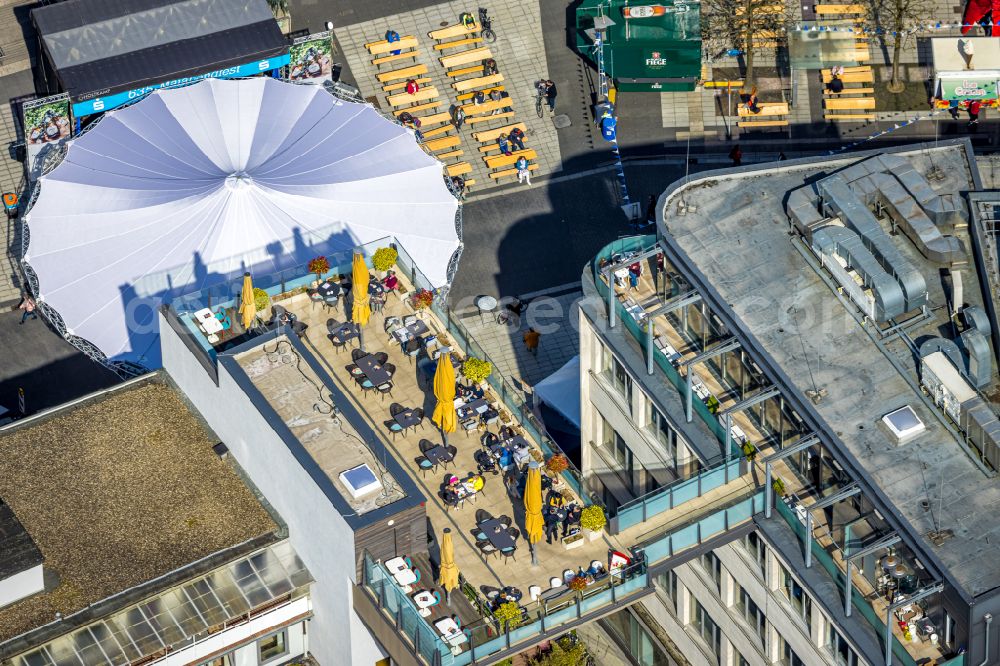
[[880, 405, 926, 445], [339, 464, 382, 499]]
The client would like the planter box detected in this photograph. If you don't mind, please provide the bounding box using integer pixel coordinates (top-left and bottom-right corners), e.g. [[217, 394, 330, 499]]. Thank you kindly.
[[562, 535, 584, 550], [584, 528, 603, 542]]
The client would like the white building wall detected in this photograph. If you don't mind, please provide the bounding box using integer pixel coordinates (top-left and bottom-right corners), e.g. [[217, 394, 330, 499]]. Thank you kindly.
[[159, 314, 386, 666]]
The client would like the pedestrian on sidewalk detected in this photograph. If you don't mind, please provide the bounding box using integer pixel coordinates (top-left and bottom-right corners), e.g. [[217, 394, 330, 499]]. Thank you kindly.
[[452, 105, 466, 130], [729, 145, 743, 167], [497, 133, 512, 156], [515, 156, 531, 185], [969, 99, 982, 126], [949, 99, 961, 120], [18, 292, 37, 324], [508, 126, 526, 151], [523, 327, 540, 354], [543, 80, 557, 113]]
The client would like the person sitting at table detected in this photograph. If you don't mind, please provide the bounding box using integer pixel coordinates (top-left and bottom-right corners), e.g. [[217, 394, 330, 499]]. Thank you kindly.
[[382, 270, 399, 292], [562, 503, 581, 537], [547, 490, 566, 509], [467, 474, 485, 492]]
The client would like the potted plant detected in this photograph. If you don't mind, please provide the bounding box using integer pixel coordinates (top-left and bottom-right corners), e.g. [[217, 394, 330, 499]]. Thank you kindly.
[[772, 476, 786, 497], [372, 246, 398, 277], [562, 533, 584, 550], [493, 601, 522, 631], [463, 357, 492, 387], [411, 288, 434, 314], [307, 256, 330, 287], [705, 394, 720, 414], [252, 288, 271, 321], [545, 454, 570, 487], [567, 576, 588, 594], [579, 505, 606, 541]]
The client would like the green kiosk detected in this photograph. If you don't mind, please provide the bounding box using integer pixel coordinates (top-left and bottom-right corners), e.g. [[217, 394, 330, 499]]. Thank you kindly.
[[575, 0, 702, 93]]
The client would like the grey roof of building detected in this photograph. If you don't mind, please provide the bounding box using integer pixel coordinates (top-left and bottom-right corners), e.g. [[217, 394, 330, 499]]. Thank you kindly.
[[658, 140, 1000, 599]]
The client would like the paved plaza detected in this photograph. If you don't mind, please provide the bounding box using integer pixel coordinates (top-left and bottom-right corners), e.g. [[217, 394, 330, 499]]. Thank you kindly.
[[334, 0, 561, 191]]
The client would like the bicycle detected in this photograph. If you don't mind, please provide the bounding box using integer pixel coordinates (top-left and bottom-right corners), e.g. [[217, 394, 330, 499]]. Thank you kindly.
[[478, 7, 497, 43], [535, 80, 546, 118]]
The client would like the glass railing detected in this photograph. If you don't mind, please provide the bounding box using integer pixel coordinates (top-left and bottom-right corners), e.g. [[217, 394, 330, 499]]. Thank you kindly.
[[360, 552, 650, 666], [773, 498, 918, 666], [611, 457, 743, 533], [450, 561, 651, 665], [360, 552, 451, 664], [640, 489, 764, 565], [937, 655, 965, 666]]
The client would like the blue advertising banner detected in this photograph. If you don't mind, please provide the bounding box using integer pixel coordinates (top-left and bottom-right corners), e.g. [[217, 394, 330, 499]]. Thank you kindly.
[[72, 54, 291, 116]]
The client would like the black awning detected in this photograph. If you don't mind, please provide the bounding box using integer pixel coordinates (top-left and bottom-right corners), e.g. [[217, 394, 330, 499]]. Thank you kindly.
[[32, 0, 287, 100]]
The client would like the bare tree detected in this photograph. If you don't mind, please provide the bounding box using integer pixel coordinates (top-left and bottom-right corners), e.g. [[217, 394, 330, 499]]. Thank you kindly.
[[863, 0, 933, 93], [701, 0, 791, 87]]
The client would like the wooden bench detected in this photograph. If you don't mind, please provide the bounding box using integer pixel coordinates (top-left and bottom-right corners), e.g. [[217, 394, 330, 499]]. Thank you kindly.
[[479, 139, 526, 153], [490, 164, 539, 180], [465, 111, 515, 125], [460, 98, 512, 116], [824, 113, 876, 120], [447, 65, 484, 78], [447, 162, 472, 177], [737, 119, 790, 127], [473, 123, 526, 143], [440, 47, 492, 69], [821, 68, 873, 84], [737, 102, 789, 117], [814, 3, 864, 13], [424, 135, 461, 152], [429, 22, 480, 41], [387, 86, 440, 108], [751, 40, 780, 48], [703, 80, 744, 88], [824, 97, 875, 110], [416, 111, 452, 126], [383, 77, 432, 92], [377, 64, 428, 83], [453, 73, 504, 93], [421, 124, 454, 139], [485, 149, 537, 169], [437, 149, 464, 160], [366, 36, 419, 54], [823, 86, 875, 95], [434, 37, 483, 51], [373, 50, 421, 67], [457, 86, 503, 102], [392, 101, 444, 116], [736, 3, 785, 13]]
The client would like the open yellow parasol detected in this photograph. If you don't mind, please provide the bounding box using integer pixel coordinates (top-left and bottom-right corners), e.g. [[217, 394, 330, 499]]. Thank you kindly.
[[432, 352, 457, 433]]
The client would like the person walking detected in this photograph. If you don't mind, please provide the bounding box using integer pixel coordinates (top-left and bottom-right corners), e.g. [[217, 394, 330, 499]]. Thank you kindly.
[[543, 80, 557, 113], [969, 99, 982, 126], [452, 105, 466, 130], [496, 133, 512, 156], [508, 126, 526, 151], [729, 145, 743, 167], [523, 327, 540, 354], [18, 292, 37, 324], [515, 155, 531, 185], [544, 507, 561, 544]]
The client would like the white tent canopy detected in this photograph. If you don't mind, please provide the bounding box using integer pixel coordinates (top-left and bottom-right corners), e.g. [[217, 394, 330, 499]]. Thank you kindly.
[[23, 77, 460, 367], [534, 355, 581, 429]]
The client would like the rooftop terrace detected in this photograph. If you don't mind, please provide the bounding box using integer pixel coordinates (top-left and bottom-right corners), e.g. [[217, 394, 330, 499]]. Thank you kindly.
[[0, 379, 278, 649], [658, 141, 1000, 596]]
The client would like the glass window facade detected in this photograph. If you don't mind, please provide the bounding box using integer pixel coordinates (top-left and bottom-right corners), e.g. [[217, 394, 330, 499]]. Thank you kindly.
[[654, 569, 678, 614], [690, 598, 722, 665], [780, 636, 805, 666], [258, 630, 287, 662], [828, 624, 860, 666], [737, 586, 767, 646], [603, 610, 673, 666], [649, 403, 677, 465], [742, 532, 767, 576], [781, 565, 812, 633], [701, 551, 723, 592]]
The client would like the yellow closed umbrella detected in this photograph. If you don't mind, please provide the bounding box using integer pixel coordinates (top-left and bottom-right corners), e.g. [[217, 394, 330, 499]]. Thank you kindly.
[[351, 253, 371, 327], [439, 527, 459, 603], [524, 461, 544, 563], [432, 352, 457, 434], [238, 272, 256, 330]]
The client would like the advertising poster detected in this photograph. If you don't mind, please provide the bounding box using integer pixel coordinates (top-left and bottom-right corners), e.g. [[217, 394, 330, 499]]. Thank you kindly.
[[22, 94, 72, 179], [289, 32, 334, 85]]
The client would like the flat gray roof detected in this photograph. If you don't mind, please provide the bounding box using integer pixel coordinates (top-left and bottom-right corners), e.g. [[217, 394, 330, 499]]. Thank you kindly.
[[661, 142, 1000, 597]]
